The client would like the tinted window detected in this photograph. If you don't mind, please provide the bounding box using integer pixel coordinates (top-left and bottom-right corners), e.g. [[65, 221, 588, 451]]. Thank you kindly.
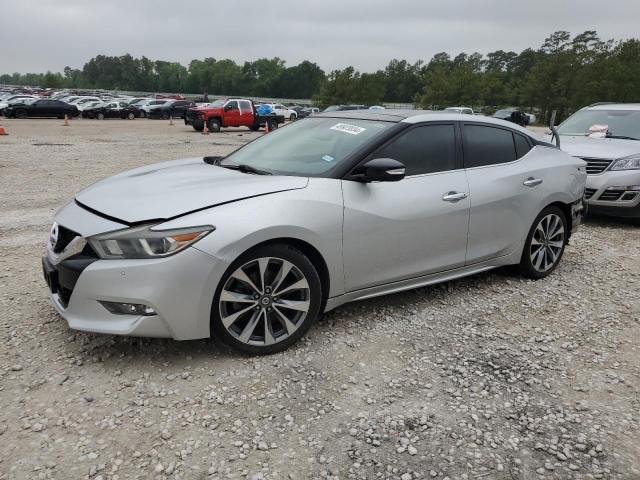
[[514, 133, 532, 158], [374, 124, 456, 176], [463, 125, 516, 168], [226, 101, 238, 110]]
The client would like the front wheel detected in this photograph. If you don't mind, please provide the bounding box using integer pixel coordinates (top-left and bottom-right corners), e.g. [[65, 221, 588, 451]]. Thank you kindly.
[[15, 109, 27, 119], [127, 112, 135, 120], [268, 119, 279, 131], [96, 112, 105, 120], [207, 118, 221, 133], [519, 206, 568, 279], [211, 244, 322, 355], [289, 113, 297, 121]]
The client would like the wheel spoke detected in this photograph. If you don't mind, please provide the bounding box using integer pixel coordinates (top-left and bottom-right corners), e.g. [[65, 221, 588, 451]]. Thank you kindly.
[[231, 268, 261, 294], [220, 290, 255, 303], [263, 311, 276, 345], [274, 298, 310, 313], [273, 306, 298, 336], [271, 260, 293, 293], [548, 240, 563, 250], [274, 277, 309, 296], [257, 258, 270, 292], [221, 303, 257, 329], [238, 310, 262, 343], [533, 248, 545, 270]]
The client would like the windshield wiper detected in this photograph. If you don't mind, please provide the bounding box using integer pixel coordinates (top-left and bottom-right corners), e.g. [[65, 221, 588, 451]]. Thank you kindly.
[[218, 163, 272, 175], [605, 134, 639, 141]]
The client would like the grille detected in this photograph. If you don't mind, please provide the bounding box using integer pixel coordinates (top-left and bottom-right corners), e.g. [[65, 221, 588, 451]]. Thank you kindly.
[[584, 188, 597, 200], [597, 189, 625, 201], [54, 225, 79, 253], [582, 158, 613, 175]]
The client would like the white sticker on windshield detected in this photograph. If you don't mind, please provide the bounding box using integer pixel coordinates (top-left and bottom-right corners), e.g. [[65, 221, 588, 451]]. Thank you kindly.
[[330, 123, 366, 135], [322, 155, 334, 162]]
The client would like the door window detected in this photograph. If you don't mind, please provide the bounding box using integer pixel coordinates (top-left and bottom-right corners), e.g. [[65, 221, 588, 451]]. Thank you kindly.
[[225, 101, 238, 110], [239, 100, 252, 113], [373, 124, 456, 176], [514, 133, 532, 159], [463, 125, 517, 168]]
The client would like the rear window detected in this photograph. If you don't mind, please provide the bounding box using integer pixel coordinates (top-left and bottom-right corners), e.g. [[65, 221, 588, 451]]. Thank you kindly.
[[463, 125, 517, 168]]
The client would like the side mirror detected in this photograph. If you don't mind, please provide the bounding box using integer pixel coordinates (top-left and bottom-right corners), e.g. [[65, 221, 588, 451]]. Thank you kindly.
[[361, 158, 406, 182]]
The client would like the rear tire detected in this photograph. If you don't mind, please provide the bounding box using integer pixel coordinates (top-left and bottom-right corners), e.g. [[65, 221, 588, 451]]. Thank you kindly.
[[289, 113, 297, 121], [162, 112, 170, 120], [519, 206, 568, 279], [193, 122, 204, 132], [127, 112, 135, 120], [211, 244, 322, 355], [96, 112, 105, 120], [268, 119, 279, 130], [207, 118, 221, 133]]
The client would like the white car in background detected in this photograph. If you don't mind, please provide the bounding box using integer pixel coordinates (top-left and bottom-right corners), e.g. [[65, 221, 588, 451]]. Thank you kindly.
[[444, 107, 474, 115], [77, 100, 104, 112], [69, 96, 102, 107], [138, 99, 168, 116], [552, 103, 640, 219], [264, 103, 298, 121]]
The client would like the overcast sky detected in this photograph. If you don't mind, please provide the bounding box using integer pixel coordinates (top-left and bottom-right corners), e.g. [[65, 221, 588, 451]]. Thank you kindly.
[[2, 0, 640, 74]]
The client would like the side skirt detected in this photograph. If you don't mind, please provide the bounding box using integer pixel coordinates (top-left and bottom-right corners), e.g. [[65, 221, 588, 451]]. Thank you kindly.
[[324, 258, 512, 312]]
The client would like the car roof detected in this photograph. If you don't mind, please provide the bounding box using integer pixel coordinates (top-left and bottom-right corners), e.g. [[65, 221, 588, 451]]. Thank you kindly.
[[315, 109, 536, 137], [586, 103, 640, 111]]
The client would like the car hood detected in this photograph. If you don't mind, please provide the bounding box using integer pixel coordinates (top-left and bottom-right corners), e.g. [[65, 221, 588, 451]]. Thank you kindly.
[[75, 158, 309, 224], [553, 135, 640, 160]]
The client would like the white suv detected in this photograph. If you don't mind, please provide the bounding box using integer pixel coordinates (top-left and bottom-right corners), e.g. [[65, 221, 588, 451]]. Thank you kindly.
[[554, 103, 640, 219]]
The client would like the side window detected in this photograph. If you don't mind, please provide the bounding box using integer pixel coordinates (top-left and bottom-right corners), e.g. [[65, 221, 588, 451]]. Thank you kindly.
[[374, 124, 456, 176], [239, 100, 252, 112], [514, 133, 532, 158], [225, 101, 238, 110], [463, 125, 516, 168]]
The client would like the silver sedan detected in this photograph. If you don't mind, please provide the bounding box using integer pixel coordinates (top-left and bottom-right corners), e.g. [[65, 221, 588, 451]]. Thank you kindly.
[[43, 111, 587, 354]]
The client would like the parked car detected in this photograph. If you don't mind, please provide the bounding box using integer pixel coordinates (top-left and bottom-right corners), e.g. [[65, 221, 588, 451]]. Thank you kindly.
[[69, 96, 102, 107], [77, 101, 104, 113], [4, 99, 79, 118], [184, 98, 285, 132], [551, 102, 640, 219], [265, 103, 298, 121], [147, 99, 194, 119], [0, 94, 39, 114], [134, 99, 167, 117], [323, 104, 368, 112], [493, 108, 529, 126], [42, 111, 585, 355], [83, 101, 139, 120], [445, 107, 474, 115]]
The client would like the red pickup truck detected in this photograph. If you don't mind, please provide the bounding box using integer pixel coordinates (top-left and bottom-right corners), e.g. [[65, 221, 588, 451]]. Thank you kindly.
[[184, 98, 285, 133]]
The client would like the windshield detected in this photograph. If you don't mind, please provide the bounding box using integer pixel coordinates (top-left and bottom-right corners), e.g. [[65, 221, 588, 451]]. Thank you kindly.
[[557, 109, 640, 139], [209, 99, 225, 107], [149, 100, 166, 106], [220, 117, 394, 176]]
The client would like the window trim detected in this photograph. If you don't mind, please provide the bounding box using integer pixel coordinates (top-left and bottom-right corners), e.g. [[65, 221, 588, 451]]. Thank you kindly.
[[461, 122, 532, 170]]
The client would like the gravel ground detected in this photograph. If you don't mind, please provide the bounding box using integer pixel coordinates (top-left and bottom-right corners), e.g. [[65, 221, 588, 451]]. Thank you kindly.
[[0, 118, 639, 480]]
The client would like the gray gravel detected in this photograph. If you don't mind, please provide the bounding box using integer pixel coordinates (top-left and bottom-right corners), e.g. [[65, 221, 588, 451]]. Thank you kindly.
[[0, 118, 639, 479]]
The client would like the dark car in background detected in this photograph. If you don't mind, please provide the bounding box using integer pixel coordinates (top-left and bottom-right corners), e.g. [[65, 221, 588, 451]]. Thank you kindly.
[[83, 101, 140, 120], [323, 104, 369, 112], [4, 99, 80, 119], [147, 100, 194, 119], [493, 108, 529, 127]]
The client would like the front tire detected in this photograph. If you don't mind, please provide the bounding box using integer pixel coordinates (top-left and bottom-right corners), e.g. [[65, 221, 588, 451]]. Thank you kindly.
[[96, 112, 105, 120], [127, 112, 135, 120], [211, 244, 322, 355], [519, 206, 568, 279], [289, 113, 297, 121], [15, 109, 27, 119], [207, 118, 221, 133]]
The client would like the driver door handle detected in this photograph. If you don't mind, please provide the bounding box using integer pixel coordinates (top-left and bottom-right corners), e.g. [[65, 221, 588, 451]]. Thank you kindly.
[[442, 191, 468, 202], [523, 177, 543, 187]]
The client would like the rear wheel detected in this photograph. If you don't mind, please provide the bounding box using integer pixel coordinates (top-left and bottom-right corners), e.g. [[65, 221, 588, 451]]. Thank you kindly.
[[127, 112, 135, 120], [96, 112, 105, 120], [211, 244, 322, 355], [519, 206, 568, 279], [162, 111, 170, 120], [207, 118, 221, 133], [193, 122, 204, 132], [268, 119, 279, 130], [289, 113, 297, 121]]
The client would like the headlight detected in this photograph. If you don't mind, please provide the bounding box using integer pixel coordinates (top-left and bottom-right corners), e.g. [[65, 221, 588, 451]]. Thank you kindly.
[[611, 155, 640, 171], [89, 224, 214, 259]]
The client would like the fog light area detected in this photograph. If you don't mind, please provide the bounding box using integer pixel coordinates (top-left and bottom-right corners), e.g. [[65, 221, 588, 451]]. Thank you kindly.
[[99, 301, 157, 316]]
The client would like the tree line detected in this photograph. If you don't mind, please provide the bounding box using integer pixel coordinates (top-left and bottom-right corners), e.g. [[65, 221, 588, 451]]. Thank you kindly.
[[2, 31, 639, 122]]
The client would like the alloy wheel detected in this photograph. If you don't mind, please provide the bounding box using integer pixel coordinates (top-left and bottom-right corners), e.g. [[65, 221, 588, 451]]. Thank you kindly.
[[529, 213, 565, 273], [219, 257, 310, 346]]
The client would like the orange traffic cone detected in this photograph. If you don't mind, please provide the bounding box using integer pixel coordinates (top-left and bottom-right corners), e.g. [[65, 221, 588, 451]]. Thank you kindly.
[[63, 114, 69, 126], [264, 121, 270, 133], [202, 120, 209, 135], [169, 115, 174, 126], [0, 125, 7, 136]]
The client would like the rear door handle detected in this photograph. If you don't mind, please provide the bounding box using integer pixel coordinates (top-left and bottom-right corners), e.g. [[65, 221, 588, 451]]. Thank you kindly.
[[442, 191, 468, 202], [523, 177, 543, 187]]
